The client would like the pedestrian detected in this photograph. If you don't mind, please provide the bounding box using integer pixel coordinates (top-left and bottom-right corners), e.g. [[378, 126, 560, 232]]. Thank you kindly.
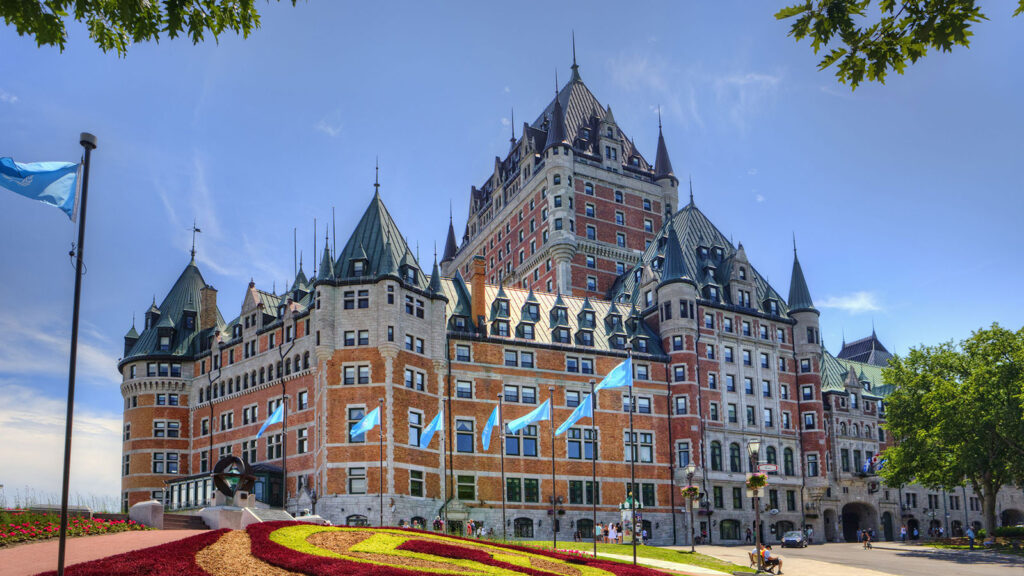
[[642, 528, 649, 545], [433, 516, 442, 532], [595, 522, 603, 543], [746, 527, 753, 543], [862, 529, 872, 550], [618, 523, 624, 544], [806, 526, 813, 545], [900, 524, 907, 542], [966, 526, 975, 551], [913, 527, 919, 540]]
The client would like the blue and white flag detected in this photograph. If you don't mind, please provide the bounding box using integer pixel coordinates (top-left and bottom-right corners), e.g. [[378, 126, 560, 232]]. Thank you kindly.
[[481, 405, 500, 451], [875, 458, 887, 472], [594, 357, 633, 392], [0, 158, 80, 221], [350, 406, 381, 440], [256, 404, 284, 439], [555, 393, 594, 436], [418, 409, 444, 448], [862, 457, 872, 474], [507, 399, 550, 435]]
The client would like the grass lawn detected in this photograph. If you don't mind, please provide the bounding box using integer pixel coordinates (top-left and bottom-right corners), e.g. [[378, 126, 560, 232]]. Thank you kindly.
[[924, 542, 1024, 557], [521, 540, 752, 574]]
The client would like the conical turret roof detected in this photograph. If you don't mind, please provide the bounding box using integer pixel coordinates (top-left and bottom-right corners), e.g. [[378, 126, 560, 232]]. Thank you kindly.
[[544, 96, 568, 151], [442, 217, 458, 263], [659, 219, 693, 287], [654, 124, 675, 182], [788, 249, 816, 313]]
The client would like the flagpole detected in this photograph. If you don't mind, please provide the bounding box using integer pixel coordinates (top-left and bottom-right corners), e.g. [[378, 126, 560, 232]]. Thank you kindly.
[[57, 133, 96, 576], [439, 412, 447, 532], [379, 398, 385, 527], [549, 387, 557, 551], [627, 345, 637, 566], [497, 393, 507, 541], [590, 379, 597, 559]]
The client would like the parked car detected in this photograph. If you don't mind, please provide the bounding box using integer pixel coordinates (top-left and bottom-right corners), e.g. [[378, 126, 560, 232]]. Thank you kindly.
[[781, 530, 808, 548]]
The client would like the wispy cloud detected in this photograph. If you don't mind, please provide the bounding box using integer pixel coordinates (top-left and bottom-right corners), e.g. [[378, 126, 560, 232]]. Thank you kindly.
[[0, 307, 120, 385], [500, 117, 511, 127], [315, 112, 343, 137], [608, 53, 703, 129], [755, 194, 765, 203], [714, 72, 782, 134], [748, 168, 758, 176], [0, 383, 121, 504], [0, 88, 17, 104], [819, 291, 883, 314]]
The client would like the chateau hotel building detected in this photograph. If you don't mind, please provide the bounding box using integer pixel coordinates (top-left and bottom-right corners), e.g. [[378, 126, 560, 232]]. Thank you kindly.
[[118, 61, 1024, 545]]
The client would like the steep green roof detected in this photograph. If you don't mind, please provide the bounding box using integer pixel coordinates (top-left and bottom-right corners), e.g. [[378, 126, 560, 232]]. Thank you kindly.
[[658, 218, 693, 287], [334, 191, 426, 289], [787, 250, 815, 313]]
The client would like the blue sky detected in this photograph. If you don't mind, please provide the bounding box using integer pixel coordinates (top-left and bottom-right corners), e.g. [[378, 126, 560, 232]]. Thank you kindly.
[[1, 1, 1022, 504]]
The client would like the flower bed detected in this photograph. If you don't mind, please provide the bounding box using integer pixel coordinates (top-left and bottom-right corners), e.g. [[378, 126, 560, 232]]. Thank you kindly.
[[1, 510, 149, 547], [34, 529, 229, 576]]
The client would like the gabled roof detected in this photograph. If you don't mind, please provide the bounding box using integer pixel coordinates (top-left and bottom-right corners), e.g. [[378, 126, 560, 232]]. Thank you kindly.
[[837, 332, 892, 367], [611, 202, 789, 317], [332, 191, 427, 290]]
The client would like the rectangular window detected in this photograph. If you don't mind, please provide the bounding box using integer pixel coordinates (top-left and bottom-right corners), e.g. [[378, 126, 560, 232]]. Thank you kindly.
[[726, 374, 736, 391], [714, 486, 724, 509], [266, 433, 282, 459], [408, 411, 422, 446], [456, 419, 474, 453], [296, 428, 308, 454], [504, 385, 518, 403], [624, 431, 654, 463], [457, 475, 475, 500], [733, 486, 743, 509], [456, 380, 472, 399], [349, 407, 366, 442], [506, 478, 522, 502], [728, 403, 738, 423], [348, 467, 366, 494], [409, 470, 424, 497], [521, 386, 536, 404], [566, 390, 580, 408], [455, 344, 471, 362], [504, 350, 518, 367], [520, 351, 534, 368], [566, 427, 597, 460], [675, 395, 688, 415]]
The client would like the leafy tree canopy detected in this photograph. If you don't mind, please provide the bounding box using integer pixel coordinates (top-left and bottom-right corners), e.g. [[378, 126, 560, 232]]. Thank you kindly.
[[1, 0, 297, 56], [775, 1, 1024, 89], [880, 323, 1024, 531]]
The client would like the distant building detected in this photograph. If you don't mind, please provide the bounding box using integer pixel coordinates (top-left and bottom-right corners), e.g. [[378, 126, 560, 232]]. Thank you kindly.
[[118, 59, 1024, 543]]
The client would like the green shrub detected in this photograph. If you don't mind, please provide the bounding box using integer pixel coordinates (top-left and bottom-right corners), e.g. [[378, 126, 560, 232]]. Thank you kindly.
[[992, 526, 1024, 538]]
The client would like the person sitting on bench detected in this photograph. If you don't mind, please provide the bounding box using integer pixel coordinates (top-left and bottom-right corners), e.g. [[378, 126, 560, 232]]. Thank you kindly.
[[762, 545, 783, 574]]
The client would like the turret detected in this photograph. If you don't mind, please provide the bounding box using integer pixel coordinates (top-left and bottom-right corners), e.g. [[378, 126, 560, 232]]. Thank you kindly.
[[788, 240, 821, 357], [656, 217, 698, 335], [653, 113, 679, 212]]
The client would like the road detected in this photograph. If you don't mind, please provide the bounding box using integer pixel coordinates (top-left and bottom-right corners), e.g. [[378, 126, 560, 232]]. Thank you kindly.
[[674, 542, 1024, 576]]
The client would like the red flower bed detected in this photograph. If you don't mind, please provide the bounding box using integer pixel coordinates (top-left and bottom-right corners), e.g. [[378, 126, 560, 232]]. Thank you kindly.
[[248, 521, 667, 576], [1, 510, 148, 546], [33, 529, 229, 576]]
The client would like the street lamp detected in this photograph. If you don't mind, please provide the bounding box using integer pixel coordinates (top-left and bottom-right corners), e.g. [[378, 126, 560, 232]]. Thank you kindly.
[[747, 439, 763, 573], [684, 463, 698, 552]]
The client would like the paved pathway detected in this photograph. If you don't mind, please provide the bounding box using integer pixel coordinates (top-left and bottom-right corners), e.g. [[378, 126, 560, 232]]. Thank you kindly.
[[0, 530, 207, 576], [597, 552, 730, 575], [677, 542, 1024, 576]]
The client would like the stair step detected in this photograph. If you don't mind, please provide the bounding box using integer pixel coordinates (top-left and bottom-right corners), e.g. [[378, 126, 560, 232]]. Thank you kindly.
[[163, 514, 209, 530]]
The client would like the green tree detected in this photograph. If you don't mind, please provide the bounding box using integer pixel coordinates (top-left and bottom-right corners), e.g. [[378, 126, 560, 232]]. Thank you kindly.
[[775, 1, 1024, 89], [880, 324, 1024, 533], [1, 0, 297, 56]]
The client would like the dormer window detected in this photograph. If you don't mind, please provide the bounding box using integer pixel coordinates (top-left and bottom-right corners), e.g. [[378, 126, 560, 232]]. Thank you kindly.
[[712, 247, 723, 260], [158, 335, 171, 352], [611, 335, 626, 349], [580, 311, 595, 328], [607, 315, 622, 330], [497, 300, 510, 317], [705, 286, 718, 301], [525, 303, 539, 320], [493, 320, 510, 337], [767, 300, 779, 316], [554, 327, 571, 343], [635, 338, 648, 352], [552, 307, 568, 324], [630, 156, 640, 167], [577, 330, 594, 346], [606, 127, 614, 137], [404, 268, 417, 284], [580, 128, 591, 140], [352, 260, 366, 276], [698, 247, 709, 259], [739, 267, 747, 280], [184, 315, 195, 330], [521, 324, 535, 340]]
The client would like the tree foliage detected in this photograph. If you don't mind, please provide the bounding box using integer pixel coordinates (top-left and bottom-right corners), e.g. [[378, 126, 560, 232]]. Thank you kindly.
[[880, 323, 1024, 532], [775, 1, 1024, 89], [0, 0, 298, 56]]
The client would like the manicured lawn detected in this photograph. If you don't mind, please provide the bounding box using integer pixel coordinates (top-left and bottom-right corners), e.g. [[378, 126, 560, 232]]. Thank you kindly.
[[521, 540, 753, 573]]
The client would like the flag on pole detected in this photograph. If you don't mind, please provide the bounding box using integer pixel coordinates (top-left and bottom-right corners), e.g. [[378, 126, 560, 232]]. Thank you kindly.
[[555, 393, 594, 436], [594, 357, 632, 392], [350, 406, 381, 440], [256, 404, 284, 438], [0, 158, 80, 221], [481, 405, 500, 451], [418, 409, 444, 448], [507, 399, 550, 435]]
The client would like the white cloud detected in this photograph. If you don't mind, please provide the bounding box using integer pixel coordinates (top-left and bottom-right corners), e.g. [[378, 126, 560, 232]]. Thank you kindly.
[[748, 168, 759, 176], [500, 117, 511, 127], [755, 194, 765, 203], [609, 54, 703, 129], [503, 86, 511, 94], [0, 383, 122, 508], [315, 109, 343, 137], [818, 291, 883, 314], [0, 88, 17, 104], [0, 308, 120, 386], [714, 72, 782, 133]]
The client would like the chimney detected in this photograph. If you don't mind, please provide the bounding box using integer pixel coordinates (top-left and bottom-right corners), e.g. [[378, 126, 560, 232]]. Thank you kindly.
[[200, 285, 218, 331], [469, 255, 486, 331]]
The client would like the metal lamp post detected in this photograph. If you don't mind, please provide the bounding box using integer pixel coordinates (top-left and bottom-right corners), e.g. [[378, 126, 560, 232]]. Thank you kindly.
[[747, 439, 762, 573], [684, 463, 697, 552]]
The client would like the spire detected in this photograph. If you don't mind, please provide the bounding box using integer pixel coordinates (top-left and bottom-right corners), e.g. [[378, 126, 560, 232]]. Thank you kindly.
[[544, 92, 567, 151], [317, 232, 335, 281], [654, 109, 676, 183], [509, 108, 517, 150], [659, 217, 694, 287], [570, 31, 581, 82], [429, 256, 443, 294], [190, 219, 202, 262], [374, 156, 380, 196], [688, 176, 694, 206], [787, 238, 816, 313], [442, 206, 458, 263]]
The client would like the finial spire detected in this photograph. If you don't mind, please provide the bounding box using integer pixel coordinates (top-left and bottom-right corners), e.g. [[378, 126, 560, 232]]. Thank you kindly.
[[658, 106, 662, 130], [689, 176, 694, 205], [510, 108, 516, 142], [374, 156, 380, 194], [190, 218, 202, 261], [793, 232, 798, 255], [572, 30, 577, 69], [555, 68, 559, 96]]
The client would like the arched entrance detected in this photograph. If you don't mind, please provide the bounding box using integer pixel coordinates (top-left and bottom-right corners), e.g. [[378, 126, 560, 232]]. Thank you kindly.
[[881, 512, 894, 542], [951, 520, 963, 537], [823, 509, 838, 542], [841, 502, 877, 543], [907, 518, 920, 539], [775, 520, 795, 542], [1001, 509, 1024, 527]]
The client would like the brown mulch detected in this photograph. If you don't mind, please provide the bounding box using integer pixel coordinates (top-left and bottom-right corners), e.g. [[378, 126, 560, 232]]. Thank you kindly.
[[195, 530, 304, 576]]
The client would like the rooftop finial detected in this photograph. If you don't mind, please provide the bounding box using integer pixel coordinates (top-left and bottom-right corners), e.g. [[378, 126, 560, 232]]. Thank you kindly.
[[658, 106, 662, 130], [570, 31, 580, 81], [689, 176, 694, 205], [793, 232, 798, 255], [510, 108, 516, 142], [555, 68, 559, 96], [190, 218, 202, 261], [374, 156, 380, 194]]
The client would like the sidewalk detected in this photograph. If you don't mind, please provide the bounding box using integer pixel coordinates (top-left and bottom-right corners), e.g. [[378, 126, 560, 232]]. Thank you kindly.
[[0, 530, 207, 576], [597, 552, 731, 575]]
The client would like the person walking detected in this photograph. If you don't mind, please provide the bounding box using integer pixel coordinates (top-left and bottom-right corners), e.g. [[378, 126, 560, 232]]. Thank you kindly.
[[746, 527, 753, 543], [913, 527, 919, 540], [900, 524, 907, 542], [595, 522, 603, 543], [862, 529, 872, 549], [966, 527, 975, 551]]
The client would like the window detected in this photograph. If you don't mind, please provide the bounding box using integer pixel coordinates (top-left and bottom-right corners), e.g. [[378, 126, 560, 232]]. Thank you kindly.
[[348, 407, 366, 442], [724, 347, 734, 363], [782, 412, 791, 429], [296, 428, 308, 454], [644, 219, 653, 232], [762, 380, 772, 397], [711, 442, 723, 471], [760, 325, 769, 340], [634, 363, 648, 380], [153, 420, 180, 438], [266, 433, 282, 459], [764, 408, 774, 427], [806, 454, 819, 476], [803, 412, 817, 429], [566, 390, 581, 408], [724, 317, 733, 333], [504, 385, 519, 403], [457, 475, 475, 500], [348, 467, 366, 494], [674, 395, 688, 415], [521, 386, 537, 404], [345, 331, 356, 346], [615, 211, 624, 225], [456, 419, 474, 453], [708, 373, 718, 389], [713, 486, 724, 509], [742, 321, 751, 336], [456, 380, 472, 399], [403, 369, 425, 391], [705, 344, 715, 360], [584, 182, 594, 195], [744, 378, 754, 395], [784, 448, 795, 475], [569, 480, 600, 504], [802, 385, 814, 400], [704, 313, 714, 329], [520, 351, 534, 368], [726, 374, 736, 391], [151, 453, 178, 474], [506, 425, 538, 457], [729, 443, 742, 472], [567, 428, 597, 460], [728, 403, 738, 423], [623, 395, 651, 414], [673, 365, 686, 382], [586, 276, 597, 291], [760, 353, 769, 368], [585, 225, 596, 240], [624, 431, 653, 463], [743, 350, 752, 366], [677, 441, 691, 466], [614, 190, 624, 203], [616, 232, 626, 247], [709, 402, 719, 421], [733, 487, 744, 509]]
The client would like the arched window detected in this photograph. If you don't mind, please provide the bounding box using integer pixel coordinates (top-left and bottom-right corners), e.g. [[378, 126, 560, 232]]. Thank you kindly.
[[345, 514, 369, 526], [766, 446, 778, 465], [864, 425, 872, 438], [577, 518, 594, 539], [711, 442, 723, 471], [294, 354, 301, 371], [251, 370, 256, 386], [729, 443, 742, 472], [514, 517, 534, 538], [303, 352, 310, 369], [840, 422, 847, 435], [285, 358, 292, 375], [783, 448, 795, 476], [260, 367, 265, 384], [720, 519, 740, 540], [852, 424, 860, 437]]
